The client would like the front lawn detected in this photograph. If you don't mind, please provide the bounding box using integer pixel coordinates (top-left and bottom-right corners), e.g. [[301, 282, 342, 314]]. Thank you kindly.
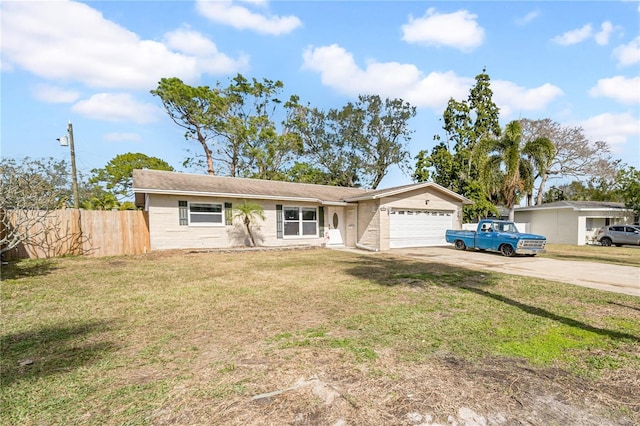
[[543, 243, 640, 267], [2, 248, 639, 425]]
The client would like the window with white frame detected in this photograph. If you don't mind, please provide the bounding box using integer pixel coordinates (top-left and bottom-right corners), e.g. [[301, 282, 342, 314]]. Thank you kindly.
[[189, 202, 223, 226], [283, 206, 318, 237], [586, 218, 594, 231]]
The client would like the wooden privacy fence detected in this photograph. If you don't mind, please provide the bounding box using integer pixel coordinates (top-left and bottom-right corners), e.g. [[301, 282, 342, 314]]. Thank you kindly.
[[2, 209, 150, 259]]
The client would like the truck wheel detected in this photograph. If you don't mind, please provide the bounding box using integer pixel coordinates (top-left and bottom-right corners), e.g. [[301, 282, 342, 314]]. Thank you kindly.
[[454, 240, 466, 250], [600, 237, 612, 247], [500, 244, 515, 257]]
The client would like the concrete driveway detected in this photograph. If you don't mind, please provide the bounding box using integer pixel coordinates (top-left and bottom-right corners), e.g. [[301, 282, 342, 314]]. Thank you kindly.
[[388, 246, 640, 297]]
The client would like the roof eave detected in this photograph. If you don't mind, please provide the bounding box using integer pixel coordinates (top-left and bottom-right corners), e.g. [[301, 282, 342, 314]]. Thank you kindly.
[[515, 205, 575, 211], [344, 182, 472, 204], [516, 205, 631, 212], [133, 188, 335, 204]]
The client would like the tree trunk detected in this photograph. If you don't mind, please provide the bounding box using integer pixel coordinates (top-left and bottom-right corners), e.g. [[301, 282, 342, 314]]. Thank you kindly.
[[536, 172, 549, 205], [197, 128, 215, 175], [244, 216, 255, 246], [371, 173, 384, 190]]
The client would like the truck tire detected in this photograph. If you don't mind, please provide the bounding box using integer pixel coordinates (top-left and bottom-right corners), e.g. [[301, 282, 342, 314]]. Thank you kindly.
[[600, 237, 612, 247], [500, 244, 515, 257], [454, 240, 466, 250]]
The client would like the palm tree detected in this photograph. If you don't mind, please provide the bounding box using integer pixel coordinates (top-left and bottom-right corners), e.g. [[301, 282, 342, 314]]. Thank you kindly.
[[232, 199, 266, 247], [476, 120, 554, 220]]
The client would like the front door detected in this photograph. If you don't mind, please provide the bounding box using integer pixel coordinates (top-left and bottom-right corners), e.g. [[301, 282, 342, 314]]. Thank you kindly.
[[326, 207, 345, 245]]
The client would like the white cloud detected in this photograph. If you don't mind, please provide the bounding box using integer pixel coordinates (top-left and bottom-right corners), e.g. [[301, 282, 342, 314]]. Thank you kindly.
[[301, 44, 562, 115], [492, 81, 564, 117], [594, 21, 615, 45], [612, 36, 640, 66], [162, 27, 250, 74], [104, 133, 142, 142], [32, 84, 80, 103], [72, 93, 161, 123], [301, 44, 471, 110], [574, 112, 640, 150], [401, 8, 485, 51], [164, 27, 221, 57], [515, 10, 540, 26], [1, 1, 247, 91], [589, 76, 640, 104], [552, 24, 593, 45], [195, 0, 301, 35]]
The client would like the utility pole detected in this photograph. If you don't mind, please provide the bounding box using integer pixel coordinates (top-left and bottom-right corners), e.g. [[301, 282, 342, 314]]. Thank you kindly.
[[67, 121, 80, 209], [56, 121, 83, 255]]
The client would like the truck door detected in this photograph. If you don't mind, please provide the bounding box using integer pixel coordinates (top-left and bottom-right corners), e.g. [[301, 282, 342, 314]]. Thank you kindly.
[[475, 222, 497, 250]]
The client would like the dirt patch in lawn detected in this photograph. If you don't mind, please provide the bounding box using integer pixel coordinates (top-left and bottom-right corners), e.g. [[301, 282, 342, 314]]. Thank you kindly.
[[149, 346, 638, 425]]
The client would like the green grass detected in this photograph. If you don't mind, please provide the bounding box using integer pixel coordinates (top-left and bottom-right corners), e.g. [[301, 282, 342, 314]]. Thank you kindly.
[[1, 248, 639, 425], [543, 243, 640, 267]]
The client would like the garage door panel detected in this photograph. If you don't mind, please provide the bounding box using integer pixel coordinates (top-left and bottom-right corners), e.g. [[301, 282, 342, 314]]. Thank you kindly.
[[390, 210, 453, 248]]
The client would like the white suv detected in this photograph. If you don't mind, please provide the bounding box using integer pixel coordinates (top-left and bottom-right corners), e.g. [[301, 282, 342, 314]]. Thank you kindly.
[[595, 225, 640, 247]]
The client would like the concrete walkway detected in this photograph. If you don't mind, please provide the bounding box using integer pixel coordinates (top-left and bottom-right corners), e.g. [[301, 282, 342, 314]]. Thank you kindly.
[[336, 246, 640, 297]]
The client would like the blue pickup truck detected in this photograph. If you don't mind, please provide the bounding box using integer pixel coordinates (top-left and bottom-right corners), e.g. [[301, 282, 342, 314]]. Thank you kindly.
[[445, 219, 547, 257]]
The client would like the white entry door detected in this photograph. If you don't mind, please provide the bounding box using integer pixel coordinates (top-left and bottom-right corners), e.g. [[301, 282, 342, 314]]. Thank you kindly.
[[326, 207, 345, 245], [389, 210, 454, 248]]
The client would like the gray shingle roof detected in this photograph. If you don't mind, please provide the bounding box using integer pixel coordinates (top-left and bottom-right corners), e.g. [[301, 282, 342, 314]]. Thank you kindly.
[[515, 200, 628, 211], [133, 169, 370, 203], [132, 169, 473, 205]]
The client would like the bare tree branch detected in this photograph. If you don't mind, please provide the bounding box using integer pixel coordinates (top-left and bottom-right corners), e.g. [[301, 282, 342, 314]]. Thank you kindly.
[[520, 119, 619, 205], [1, 158, 70, 254]]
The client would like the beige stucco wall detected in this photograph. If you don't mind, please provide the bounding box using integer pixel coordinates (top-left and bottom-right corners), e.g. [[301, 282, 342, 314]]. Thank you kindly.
[[147, 186, 466, 251], [356, 187, 464, 251], [356, 200, 380, 249], [515, 208, 635, 245], [515, 209, 578, 245], [147, 194, 325, 250]]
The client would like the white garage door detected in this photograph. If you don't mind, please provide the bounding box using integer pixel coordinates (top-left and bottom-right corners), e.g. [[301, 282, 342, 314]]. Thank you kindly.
[[389, 209, 454, 248]]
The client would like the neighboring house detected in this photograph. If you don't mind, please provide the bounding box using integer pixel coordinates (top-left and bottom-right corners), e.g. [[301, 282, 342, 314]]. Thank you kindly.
[[132, 169, 472, 252], [514, 201, 636, 245]]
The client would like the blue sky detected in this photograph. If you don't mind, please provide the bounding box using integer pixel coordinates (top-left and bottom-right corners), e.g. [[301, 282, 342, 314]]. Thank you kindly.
[[2, 0, 639, 190]]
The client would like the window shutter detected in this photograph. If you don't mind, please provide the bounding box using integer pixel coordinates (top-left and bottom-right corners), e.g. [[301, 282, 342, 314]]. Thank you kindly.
[[224, 202, 233, 225], [318, 206, 324, 238], [276, 204, 283, 239], [179, 201, 188, 226]]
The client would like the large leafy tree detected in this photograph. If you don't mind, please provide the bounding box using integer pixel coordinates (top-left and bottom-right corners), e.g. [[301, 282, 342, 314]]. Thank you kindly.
[[151, 77, 223, 175], [224, 76, 302, 180], [542, 179, 623, 203], [151, 74, 301, 179], [345, 95, 416, 189], [519, 118, 619, 205], [89, 153, 174, 202], [414, 143, 458, 190], [287, 104, 361, 187], [290, 94, 415, 189], [415, 68, 501, 221], [617, 166, 640, 216], [476, 120, 554, 220]]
